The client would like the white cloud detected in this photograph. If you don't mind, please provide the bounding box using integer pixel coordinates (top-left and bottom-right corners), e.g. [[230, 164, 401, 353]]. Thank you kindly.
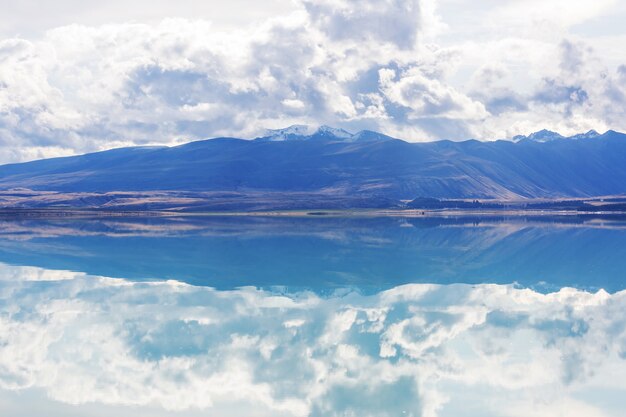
[[485, 0, 618, 38], [379, 66, 488, 120], [0, 0, 298, 38], [301, 0, 442, 48], [0, 0, 624, 162]]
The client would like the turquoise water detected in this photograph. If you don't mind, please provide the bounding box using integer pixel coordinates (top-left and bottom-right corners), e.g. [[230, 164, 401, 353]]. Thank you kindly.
[[0, 215, 625, 416]]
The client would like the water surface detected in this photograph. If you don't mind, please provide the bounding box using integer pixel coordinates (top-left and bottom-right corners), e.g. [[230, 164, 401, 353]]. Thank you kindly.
[[0, 215, 624, 416], [0, 215, 625, 291]]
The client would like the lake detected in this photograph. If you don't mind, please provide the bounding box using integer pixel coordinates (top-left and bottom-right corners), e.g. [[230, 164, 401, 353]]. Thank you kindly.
[[0, 215, 625, 416]]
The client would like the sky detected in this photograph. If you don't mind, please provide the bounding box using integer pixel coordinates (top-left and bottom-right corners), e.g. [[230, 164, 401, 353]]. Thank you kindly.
[[0, 0, 626, 162]]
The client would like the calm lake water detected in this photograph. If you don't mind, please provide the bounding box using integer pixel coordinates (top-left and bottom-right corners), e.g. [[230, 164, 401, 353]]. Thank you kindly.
[[0, 215, 625, 416]]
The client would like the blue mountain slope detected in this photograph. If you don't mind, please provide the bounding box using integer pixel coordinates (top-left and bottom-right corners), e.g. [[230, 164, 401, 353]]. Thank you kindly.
[[0, 128, 624, 200]]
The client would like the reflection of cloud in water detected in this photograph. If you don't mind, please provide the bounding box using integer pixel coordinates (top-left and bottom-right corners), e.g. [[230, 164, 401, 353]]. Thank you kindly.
[[0, 264, 88, 281], [0, 268, 624, 417]]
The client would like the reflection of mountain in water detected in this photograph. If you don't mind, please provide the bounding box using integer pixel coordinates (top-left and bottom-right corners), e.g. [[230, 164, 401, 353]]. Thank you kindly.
[[0, 216, 624, 292]]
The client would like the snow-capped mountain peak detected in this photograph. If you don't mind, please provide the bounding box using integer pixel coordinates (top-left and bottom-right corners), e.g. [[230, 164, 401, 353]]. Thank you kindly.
[[515, 129, 565, 143], [314, 125, 353, 139], [512, 129, 602, 143], [262, 125, 311, 141], [259, 125, 359, 142], [569, 130, 600, 140]]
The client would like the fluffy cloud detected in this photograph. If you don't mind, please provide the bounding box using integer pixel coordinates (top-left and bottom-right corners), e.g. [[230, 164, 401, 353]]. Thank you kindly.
[[0, 0, 624, 162], [301, 0, 441, 48], [0, 268, 624, 417]]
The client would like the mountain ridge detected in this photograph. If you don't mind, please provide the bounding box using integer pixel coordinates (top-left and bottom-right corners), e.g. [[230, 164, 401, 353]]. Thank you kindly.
[[256, 125, 394, 143], [0, 127, 624, 209], [512, 129, 602, 143]]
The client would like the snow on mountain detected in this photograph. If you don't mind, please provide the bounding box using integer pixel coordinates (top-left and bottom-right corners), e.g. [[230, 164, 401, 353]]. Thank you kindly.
[[259, 125, 398, 143], [314, 125, 353, 139], [262, 125, 311, 141], [569, 130, 600, 140], [513, 129, 564, 143], [512, 129, 605, 143]]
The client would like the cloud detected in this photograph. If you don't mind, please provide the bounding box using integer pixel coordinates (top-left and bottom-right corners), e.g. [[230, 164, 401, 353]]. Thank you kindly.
[[301, 0, 441, 49], [0, 1, 624, 161], [0, 0, 298, 37], [378, 66, 488, 120], [0, 267, 624, 417]]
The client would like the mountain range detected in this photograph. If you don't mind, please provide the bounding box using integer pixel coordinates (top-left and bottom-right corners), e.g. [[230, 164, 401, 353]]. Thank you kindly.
[[0, 126, 625, 210]]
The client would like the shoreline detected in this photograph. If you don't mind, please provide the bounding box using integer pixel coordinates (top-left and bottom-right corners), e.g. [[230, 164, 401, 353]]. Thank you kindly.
[[1, 207, 626, 219]]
